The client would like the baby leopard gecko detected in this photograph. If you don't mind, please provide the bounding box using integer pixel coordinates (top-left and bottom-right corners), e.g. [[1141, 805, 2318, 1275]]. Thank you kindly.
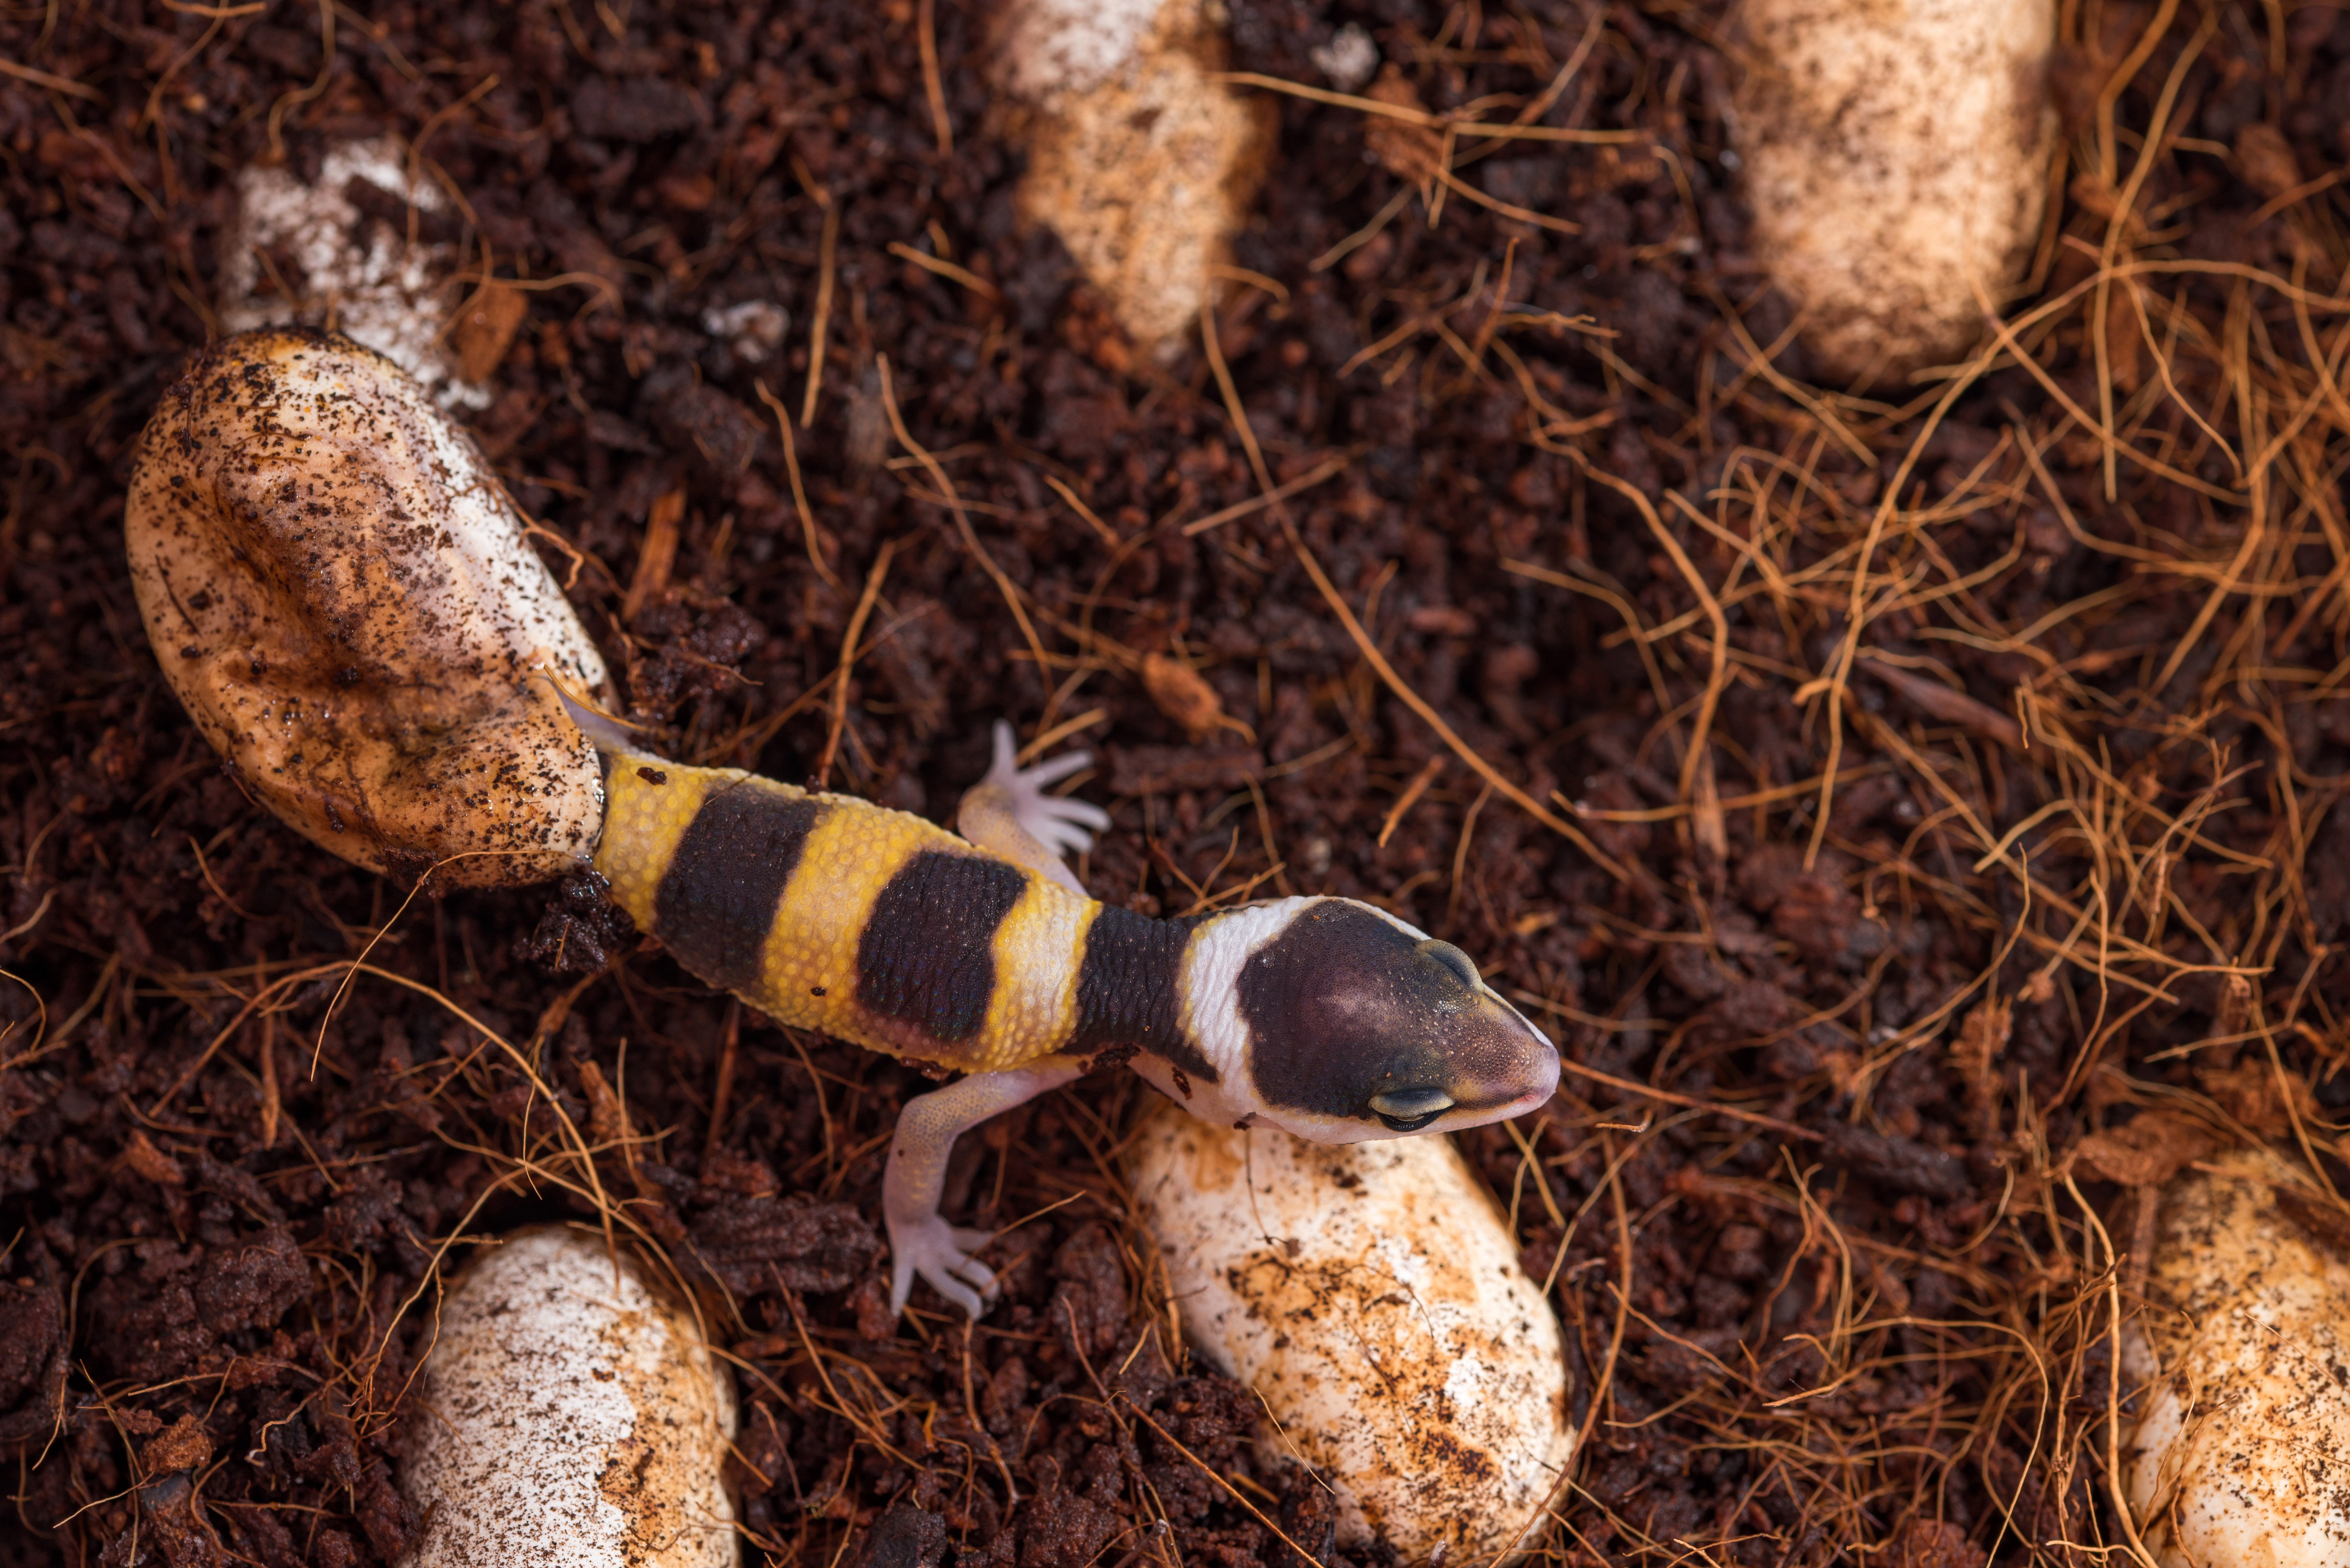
[[588, 722, 1562, 1315]]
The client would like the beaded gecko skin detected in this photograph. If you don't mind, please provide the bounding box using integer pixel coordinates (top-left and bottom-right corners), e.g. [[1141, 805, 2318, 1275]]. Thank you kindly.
[[588, 730, 1562, 1316], [595, 752, 1166, 1075]]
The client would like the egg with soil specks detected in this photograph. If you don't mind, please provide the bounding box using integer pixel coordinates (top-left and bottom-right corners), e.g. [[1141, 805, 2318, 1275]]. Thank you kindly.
[[994, 0, 1270, 358], [2121, 1148, 2350, 1568], [402, 1228, 737, 1568], [1732, 0, 2058, 386], [124, 328, 614, 888], [1130, 1104, 1571, 1559]]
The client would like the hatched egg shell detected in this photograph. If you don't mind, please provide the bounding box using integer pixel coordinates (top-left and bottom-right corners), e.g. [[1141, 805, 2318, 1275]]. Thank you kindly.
[[125, 328, 613, 888], [2121, 1147, 2350, 1568], [1130, 1104, 1571, 1558], [1732, 0, 2058, 385], [404, 1227, 738, 1568]]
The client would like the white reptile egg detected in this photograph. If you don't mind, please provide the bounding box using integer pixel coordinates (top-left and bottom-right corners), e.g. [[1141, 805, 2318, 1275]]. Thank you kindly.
[[404, 1227, 738, 1568], [1129, 1104, 1572, 1559], [994, 0, 1270, 355], [2121, 1147, 2350, 1568], [1732, 0, 2058, 385], [125, 328, 613, 887]]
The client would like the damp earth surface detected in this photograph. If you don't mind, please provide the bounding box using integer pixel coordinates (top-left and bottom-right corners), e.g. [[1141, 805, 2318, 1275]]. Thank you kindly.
[[6, 3, 2350, 1567]]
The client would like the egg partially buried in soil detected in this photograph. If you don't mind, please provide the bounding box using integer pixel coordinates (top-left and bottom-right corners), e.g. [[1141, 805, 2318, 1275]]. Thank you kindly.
[[124, 328, 614, 888], [994, 0, 1271, 357], [1732, 0, 2058, 386], [2121, 1147, 2350, 1568], [1129, 1104, 1572, 1559], [403, 1227, 738, 1568]]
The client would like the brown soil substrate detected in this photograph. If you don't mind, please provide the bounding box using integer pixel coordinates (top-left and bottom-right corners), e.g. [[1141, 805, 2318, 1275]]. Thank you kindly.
[[7, 4, 2350, 1566]]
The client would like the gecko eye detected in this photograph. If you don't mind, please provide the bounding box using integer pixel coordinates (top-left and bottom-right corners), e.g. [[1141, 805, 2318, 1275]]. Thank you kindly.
[[1418, 940, 1481, 988], [1369, 1087, 1455, 1131]]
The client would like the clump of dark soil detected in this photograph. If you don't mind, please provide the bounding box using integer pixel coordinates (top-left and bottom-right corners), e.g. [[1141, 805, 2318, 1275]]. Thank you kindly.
[[7, 2, 2350, 1566]]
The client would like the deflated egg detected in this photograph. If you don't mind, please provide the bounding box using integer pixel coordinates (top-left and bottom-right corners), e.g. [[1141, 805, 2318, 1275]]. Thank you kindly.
[[994, 0, 1270, 355], [403, 1227, 737, 1568], [125, 329, 613, 887], [1130, 1104, 1572, 1559]]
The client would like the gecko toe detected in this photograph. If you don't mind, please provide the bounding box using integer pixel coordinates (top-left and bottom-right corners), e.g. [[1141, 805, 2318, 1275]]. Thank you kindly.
[[949, 1254, 999, 1295], [1013, 749, 1094, 788], [927, 1271, 987, 1319], [891, 1215, 1003, 1318]]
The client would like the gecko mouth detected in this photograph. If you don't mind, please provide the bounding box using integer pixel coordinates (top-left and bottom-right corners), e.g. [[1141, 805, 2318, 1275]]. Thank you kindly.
[[1369, 1086, 1455, 1131]]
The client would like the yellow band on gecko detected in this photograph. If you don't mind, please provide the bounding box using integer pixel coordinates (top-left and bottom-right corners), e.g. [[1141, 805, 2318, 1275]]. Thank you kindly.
[[595, 752, 1099, 1074]]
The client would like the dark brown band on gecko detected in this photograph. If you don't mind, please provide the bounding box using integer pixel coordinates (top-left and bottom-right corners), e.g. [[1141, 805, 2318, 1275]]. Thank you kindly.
[[1069, 905, 1217, 1082], [656, 784, 824, 993], [856, 850, 1027, 1045]]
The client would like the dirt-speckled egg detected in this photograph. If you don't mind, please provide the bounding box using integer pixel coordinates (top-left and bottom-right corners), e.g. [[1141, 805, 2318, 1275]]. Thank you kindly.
[[125, 329, 613, 887], [994, 0, 1270, 354], [1732, 0, 2058, 385], [2121, 1147, 2350, 1568], [403, 1227, 737, 1568], [1129, 1104, 1571, 1559]]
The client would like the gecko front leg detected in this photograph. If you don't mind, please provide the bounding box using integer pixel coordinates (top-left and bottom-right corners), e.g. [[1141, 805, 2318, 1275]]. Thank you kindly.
[[956, 720, 1110, 895], [884, 1059, 1089, 1315]]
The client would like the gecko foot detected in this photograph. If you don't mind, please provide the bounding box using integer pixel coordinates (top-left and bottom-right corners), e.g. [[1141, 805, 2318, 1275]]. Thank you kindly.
[[888, 1213, 1003, 1317], [984, 720, 1110, 861]]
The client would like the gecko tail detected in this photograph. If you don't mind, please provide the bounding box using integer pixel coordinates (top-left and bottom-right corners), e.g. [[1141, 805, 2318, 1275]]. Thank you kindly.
[[543, 671, 646, 756]]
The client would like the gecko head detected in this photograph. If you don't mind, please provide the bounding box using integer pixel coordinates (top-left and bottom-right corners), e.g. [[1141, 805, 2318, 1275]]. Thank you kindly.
[[1216, 898, 1559, 1144]]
